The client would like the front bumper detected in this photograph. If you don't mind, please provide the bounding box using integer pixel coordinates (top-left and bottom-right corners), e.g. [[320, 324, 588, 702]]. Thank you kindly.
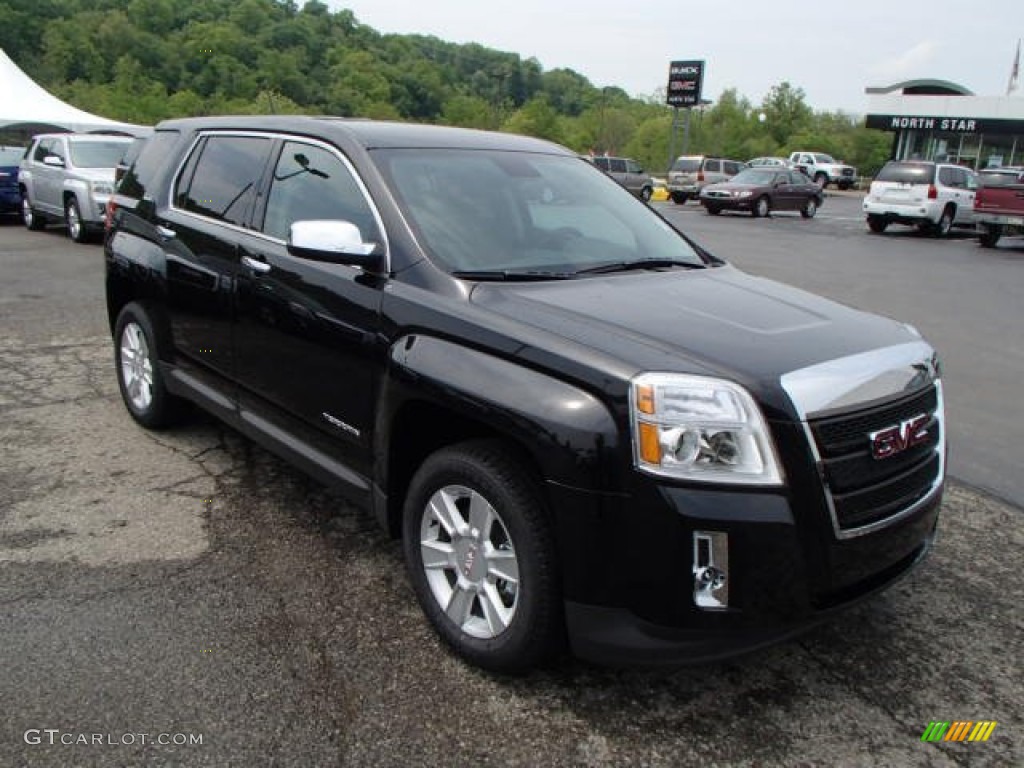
[[700, 194, 755, 211], [552, 478, 940, 666], [0, 187, 20, 214]]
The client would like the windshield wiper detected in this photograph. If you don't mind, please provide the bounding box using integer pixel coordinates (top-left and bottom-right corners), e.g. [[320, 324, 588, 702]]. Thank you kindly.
[[451, 269, 575, 281], [572, 259, 705, 275]]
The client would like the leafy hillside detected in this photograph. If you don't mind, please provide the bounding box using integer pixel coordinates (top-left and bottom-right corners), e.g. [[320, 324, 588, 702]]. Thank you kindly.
[[0, 0, 891, 174]]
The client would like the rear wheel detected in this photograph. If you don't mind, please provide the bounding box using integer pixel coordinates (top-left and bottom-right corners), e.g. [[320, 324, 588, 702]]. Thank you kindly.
[[66, 197, 88, 243], [22, 195, 45, 230], [640, 186, 652, 202], [671, 192, 688, 204], [979, 225, 1002, 248], [867, 215, 888, 233], [114, 302, 184, 429], [402, 440, 561, 673], [705, 205, 722, 216], [801, 197, 818, 219], [752, 196, 770, 218], [932, 207, 954, 237], [814, 172, 828, 189]]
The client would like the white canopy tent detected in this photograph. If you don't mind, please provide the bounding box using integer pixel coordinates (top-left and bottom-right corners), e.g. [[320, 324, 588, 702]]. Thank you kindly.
[[0, 48, 146, 139]]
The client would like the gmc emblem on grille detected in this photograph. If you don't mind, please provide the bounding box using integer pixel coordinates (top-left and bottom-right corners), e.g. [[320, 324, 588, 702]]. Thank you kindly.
[[868, 414, 930, 460]]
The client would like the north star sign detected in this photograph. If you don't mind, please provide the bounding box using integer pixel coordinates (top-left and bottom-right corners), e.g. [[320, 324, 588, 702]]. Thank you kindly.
[[889, 117, 977, 131], [865, 114, 1023, 135]]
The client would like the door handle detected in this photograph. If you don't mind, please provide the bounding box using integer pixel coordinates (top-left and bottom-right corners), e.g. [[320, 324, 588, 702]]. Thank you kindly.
[[241, 255, 271, 274], [156, 224, 176, 240]]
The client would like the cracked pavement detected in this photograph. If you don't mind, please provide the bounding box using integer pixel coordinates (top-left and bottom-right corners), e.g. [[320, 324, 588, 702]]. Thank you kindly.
[[0, 221, 1020, 766]]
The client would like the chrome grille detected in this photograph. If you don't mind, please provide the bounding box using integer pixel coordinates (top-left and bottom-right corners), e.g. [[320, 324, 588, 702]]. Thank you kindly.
[[808, 384, 943, 537]]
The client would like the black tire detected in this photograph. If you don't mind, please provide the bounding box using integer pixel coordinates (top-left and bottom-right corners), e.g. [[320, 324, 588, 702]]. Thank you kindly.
[[801, 197, 819, 219], [837, 181, 852, 191], [705, 205, 721, 216], [113, 302, 184, 429], [814, 173, 828, 189], [402, 440, 561, 673], [752, 196, 770, 218], [640, 186, 652, 202], [867, 215, 888, 234], [671, 192, 688, 204], [979, 225, 1002, 248], [22, 194, 45, 231], [932, 207, 954, 238], [66, 196, 89, 243]]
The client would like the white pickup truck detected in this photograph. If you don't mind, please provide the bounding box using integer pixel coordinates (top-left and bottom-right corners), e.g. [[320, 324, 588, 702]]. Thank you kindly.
[[788, 152, 858, 190]]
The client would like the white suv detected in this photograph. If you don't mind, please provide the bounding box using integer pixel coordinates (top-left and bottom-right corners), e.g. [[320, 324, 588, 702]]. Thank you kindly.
[[863, 160, 978, 237]]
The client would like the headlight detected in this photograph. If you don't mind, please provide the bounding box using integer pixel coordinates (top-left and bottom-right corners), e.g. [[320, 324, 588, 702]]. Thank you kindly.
[[90, 181, 114, 196], [736, 190, 752, 198], [630, 373, 783, 485]]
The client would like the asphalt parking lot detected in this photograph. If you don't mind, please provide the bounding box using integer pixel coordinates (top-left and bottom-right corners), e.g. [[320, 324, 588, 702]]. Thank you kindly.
[[1, 207, 1021, 767]]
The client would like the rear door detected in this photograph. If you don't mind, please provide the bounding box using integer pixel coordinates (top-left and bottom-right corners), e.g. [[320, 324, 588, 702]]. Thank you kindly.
[[32, 138, 63, 215], [233, 137, 387, 482], [158, 133, 276, 391]]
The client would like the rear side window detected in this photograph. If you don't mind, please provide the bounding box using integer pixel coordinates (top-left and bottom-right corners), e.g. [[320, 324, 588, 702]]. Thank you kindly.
[[175, 135, 273, 227], [705, 160, 721, 173], [875, 162, 935, 184], [608, 158, 627, 173], [724, 161, 744, 175], [261, 141, 381, 243], [592, 157, 610, 170], [119, 131, 179, 199]]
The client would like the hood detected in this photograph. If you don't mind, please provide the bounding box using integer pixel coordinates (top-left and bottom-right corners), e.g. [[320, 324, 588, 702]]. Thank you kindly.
[[470, 265, 920, 415], [70, 167, 116, 183]]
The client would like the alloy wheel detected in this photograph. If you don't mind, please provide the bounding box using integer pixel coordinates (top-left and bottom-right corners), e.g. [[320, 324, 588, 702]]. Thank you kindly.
[[419, 484, 520, 639]]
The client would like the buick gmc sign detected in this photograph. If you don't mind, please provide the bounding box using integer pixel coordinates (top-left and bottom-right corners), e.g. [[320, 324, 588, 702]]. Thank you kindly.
[[667, 60, 704, 107]]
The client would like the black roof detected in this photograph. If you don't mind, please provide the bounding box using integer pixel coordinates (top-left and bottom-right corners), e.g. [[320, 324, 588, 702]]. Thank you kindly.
[[155, 115, 572, 154]]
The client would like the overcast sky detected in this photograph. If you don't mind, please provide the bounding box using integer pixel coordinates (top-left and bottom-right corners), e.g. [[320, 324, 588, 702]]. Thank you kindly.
[[327, 0, 1022, 113]]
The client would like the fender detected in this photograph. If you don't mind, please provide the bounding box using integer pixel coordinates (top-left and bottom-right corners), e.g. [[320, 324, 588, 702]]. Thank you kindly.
[[382, 333, 623, 493]]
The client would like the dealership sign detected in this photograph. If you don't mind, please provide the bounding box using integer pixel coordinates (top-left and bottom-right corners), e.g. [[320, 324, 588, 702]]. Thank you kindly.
[[866, 114, 1024, 135], [666, 60, 704, 107]]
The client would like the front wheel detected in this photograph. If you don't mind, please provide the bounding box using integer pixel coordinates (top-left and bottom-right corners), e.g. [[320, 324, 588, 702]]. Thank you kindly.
[[801, 197, 819, 219], [640, 186, 652, 202], [402, 440, 561, 673], [932, 207, 954, 237], [705, 205, 722, 216], [814, 173, 828, 189], [752, 196, 770, 218], [979, 225, 1002, 248], [66, 197, 88, 243], [670, 192, 688, 204]]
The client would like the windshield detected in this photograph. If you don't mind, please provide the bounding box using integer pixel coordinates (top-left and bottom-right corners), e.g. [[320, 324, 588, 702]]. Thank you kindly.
[[373, 149, 705, 276], [670, 157, 701, 172], [0, 146, 26, 165], [729, 169, 776, 185], [814, 154, 836, 164], [69, 140, 131, 169]]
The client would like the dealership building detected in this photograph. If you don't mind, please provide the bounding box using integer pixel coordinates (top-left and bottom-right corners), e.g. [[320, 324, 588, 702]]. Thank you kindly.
[[864, 79, 1024, 169]]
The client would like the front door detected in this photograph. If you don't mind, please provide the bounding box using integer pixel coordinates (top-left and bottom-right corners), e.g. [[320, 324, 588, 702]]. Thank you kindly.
[[233, 138, 387, 484]]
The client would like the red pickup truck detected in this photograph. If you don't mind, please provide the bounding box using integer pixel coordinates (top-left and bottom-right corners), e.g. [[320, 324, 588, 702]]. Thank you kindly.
[[975, 166, 1024, 247]]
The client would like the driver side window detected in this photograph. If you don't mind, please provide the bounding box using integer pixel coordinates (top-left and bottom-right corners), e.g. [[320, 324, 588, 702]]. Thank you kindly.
[[261, 141, 379, 243]]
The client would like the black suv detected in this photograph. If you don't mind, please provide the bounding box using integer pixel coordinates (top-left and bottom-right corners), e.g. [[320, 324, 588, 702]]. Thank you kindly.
[[106, 117, 945, 671]]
